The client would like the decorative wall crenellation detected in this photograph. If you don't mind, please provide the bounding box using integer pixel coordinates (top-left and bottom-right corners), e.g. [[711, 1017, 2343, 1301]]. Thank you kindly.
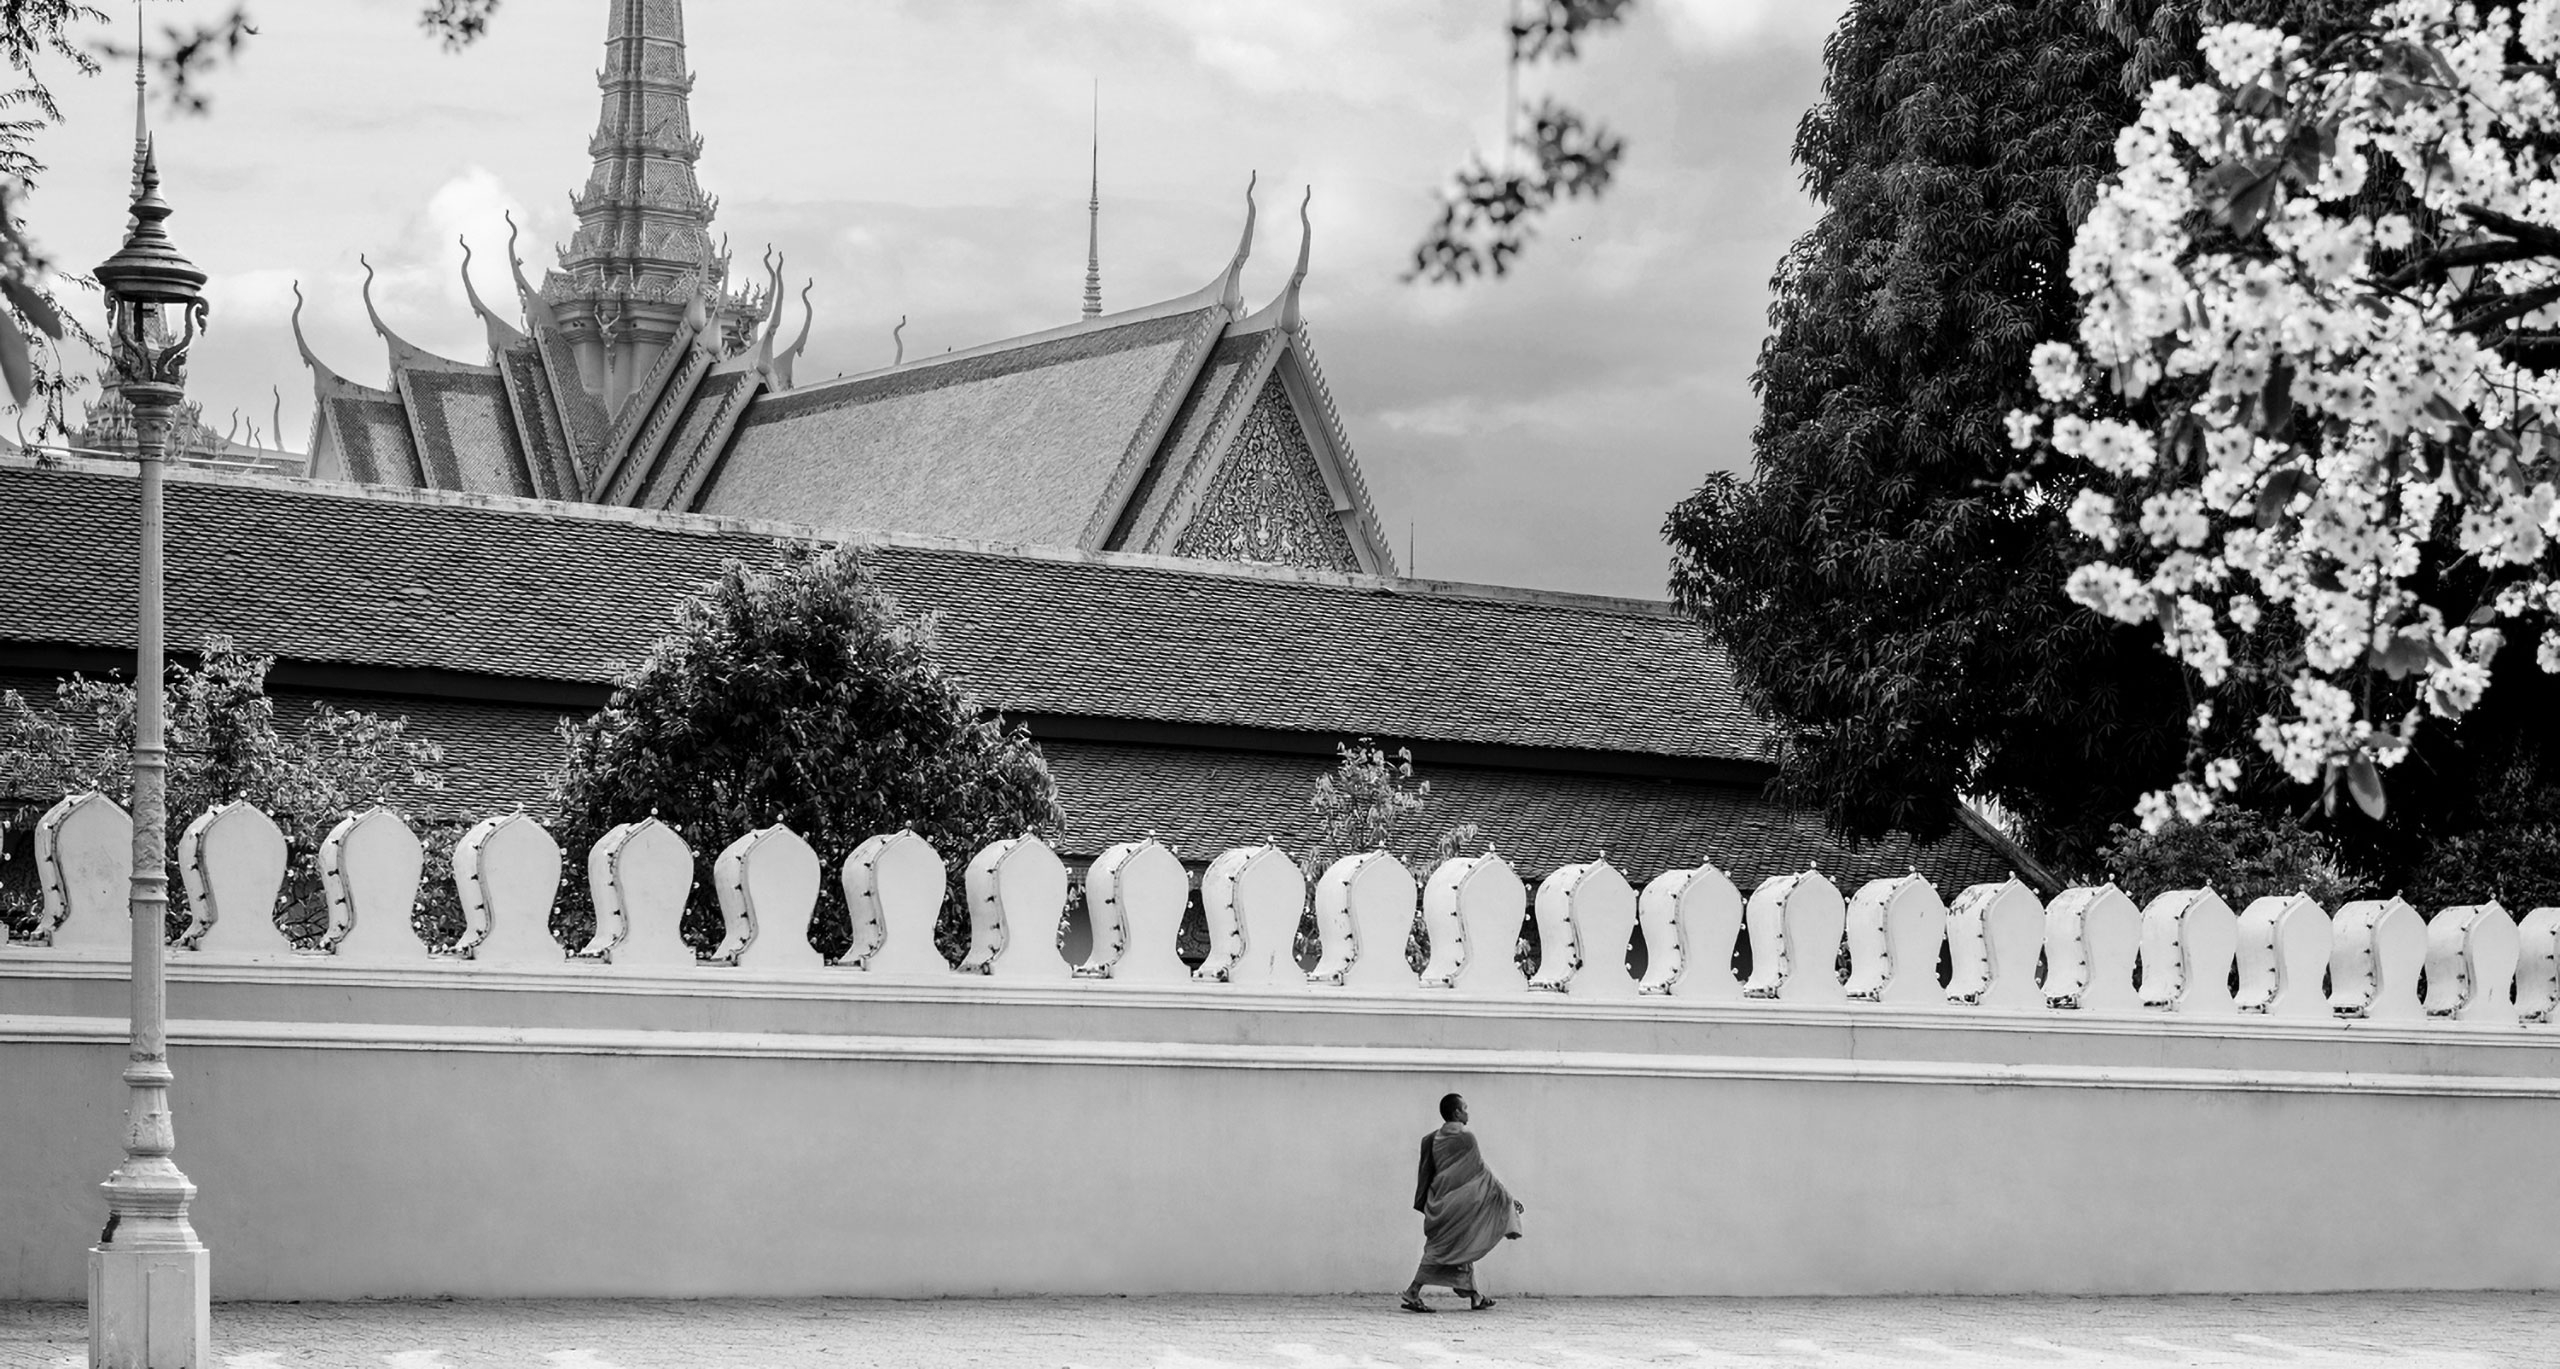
[[11, 791, 2560, 1027]]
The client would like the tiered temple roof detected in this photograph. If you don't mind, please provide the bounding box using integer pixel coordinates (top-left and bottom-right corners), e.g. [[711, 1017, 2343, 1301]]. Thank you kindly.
[[292, 2, 1399, 577]]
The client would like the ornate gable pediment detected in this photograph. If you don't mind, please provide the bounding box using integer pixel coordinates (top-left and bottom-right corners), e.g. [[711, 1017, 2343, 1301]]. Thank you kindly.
[[1172, 368, 1362, 571], [1116, 321, 1396, 576]]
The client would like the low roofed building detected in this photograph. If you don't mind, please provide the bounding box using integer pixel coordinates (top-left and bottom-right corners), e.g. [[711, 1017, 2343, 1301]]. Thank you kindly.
[[0, 459, 2016, 890]]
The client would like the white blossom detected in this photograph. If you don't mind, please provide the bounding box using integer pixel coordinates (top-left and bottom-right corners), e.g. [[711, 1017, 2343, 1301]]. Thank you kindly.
[[2067, 489, 2121, 550], [2019, 0, 2560, 828], [2029, 342, 2086, 402], [2066, 562, 2154, 623], [2005, 409, 2041, 450]]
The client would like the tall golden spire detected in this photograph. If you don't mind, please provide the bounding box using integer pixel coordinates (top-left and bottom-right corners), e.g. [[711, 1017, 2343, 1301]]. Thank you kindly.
[[1082, 81, 1102, 321], [550, 0, 762, 406]]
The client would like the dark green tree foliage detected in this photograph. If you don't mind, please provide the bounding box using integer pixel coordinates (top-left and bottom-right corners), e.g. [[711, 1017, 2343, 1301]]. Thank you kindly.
[[2099, 806, 2360, 909], [1665, 0, 2189, 871], [548, 544, 1065, 964]]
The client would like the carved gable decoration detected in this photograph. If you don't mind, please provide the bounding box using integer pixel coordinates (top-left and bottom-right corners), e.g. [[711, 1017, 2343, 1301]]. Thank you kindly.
[[1172, 372, 1360, 572]]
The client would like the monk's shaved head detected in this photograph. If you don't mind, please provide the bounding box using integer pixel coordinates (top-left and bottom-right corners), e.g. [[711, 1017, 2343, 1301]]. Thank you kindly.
[[1439, 1093, 1464, 1120]]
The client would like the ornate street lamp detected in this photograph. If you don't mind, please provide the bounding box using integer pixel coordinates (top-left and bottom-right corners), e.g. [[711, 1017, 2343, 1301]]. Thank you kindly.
[[87, 134, 211, 1369]]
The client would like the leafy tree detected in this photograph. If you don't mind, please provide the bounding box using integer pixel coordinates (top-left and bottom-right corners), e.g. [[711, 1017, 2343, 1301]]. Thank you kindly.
[[2100, 805, 2362, 909], [1664, 0, 2195, 873], [0, 635, 451, 944], [1299, 738, 1481, 875], [548, 543, 1064, 965], [2403, 744, 2560, 914], [1294, 738, 1484, 973]]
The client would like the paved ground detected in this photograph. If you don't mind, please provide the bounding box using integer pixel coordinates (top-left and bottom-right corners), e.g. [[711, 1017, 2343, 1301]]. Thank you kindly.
[[0, 1292, 2548, 1368]]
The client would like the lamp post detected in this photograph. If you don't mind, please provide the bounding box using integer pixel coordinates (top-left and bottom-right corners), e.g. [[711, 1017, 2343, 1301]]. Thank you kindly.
[[88, 135, 211, 1369]]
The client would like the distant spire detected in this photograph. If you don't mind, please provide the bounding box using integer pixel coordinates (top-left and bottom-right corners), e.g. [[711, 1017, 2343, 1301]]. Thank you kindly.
[[1082, 81, 1102, 320]]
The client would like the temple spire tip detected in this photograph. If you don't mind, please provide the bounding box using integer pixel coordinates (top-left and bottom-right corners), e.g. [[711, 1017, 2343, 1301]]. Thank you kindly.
[[1082, 79, 1102, 321]]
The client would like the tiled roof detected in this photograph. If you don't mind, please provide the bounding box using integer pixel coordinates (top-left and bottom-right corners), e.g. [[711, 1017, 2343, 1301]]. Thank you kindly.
[[530, 316, 610, 488], [0, 460, 1765, 764], [398, 369, 537, 498], [701, 308, 1224, 544], [317, 380, 424, 487], [496, 339, 582, 501]]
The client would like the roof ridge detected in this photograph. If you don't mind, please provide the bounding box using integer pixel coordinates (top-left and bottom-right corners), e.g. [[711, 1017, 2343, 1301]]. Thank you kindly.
[[602, 334, 718, 506], [593, 321, 708, 500], [0, 453, 1688, 618], [1126, 324, 1288, 554], [777, 300, 1231, 408], [1283, 319, 1397, 577], [1076, 301, 1237, 549]]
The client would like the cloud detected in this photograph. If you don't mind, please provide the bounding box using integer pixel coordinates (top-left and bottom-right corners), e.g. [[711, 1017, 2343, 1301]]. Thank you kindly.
[[1653, 0, 1849, 53], [206, 268, 301, 327]]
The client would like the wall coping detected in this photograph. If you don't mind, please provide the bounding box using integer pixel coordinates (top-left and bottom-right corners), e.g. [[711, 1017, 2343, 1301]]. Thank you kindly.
[[7, 952, 2556, 1053], [9, 1011, 2557, 1099]]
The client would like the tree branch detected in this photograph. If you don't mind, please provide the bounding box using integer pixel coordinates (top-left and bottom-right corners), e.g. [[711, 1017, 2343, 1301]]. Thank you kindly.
[[2455, 282, 2560, 334]]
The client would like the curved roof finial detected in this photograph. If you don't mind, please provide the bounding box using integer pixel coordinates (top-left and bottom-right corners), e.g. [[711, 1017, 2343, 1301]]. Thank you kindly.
[[755, 246, 786, 363], [457, 234, 524, 347], [893, 314, 907, 366], [1280, 186, 1313, 330], [271, 385, 283, 453], [358, 254, 392, 339], [682, 240, 712, 335], [1220, 171, 1258, 312], [289, 280, 330, 373], [501, 211, 539, 302], [784, 279, 815, 360], [359, 253, 445, 372]]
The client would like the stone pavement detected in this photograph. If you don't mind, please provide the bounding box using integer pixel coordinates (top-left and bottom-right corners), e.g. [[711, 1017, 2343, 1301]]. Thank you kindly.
[[0, 1292, 2548, 1368]]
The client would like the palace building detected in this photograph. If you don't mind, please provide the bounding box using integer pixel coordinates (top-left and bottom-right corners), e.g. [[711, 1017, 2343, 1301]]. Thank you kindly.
[[292, 0, 1396, 577], [0, 0, 2028, 896]]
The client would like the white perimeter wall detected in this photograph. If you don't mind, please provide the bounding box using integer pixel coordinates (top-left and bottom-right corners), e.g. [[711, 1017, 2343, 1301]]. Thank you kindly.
[[5, 957, 2559, 1301]]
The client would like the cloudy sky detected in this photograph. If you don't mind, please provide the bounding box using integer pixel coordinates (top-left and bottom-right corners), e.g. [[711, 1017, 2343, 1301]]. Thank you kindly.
[[20, 0, 1845, 599]]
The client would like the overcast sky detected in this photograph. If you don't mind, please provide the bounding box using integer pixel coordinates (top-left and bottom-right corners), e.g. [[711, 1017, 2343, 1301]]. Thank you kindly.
[[21, 0, 1845, 599]]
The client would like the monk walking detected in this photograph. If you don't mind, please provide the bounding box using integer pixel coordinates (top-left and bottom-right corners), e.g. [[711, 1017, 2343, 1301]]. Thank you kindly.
[[1400, 1092, 1522, 1312]]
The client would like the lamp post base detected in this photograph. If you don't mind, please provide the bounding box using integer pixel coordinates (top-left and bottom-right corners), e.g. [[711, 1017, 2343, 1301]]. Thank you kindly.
[[89, 1240, 209, 1368]]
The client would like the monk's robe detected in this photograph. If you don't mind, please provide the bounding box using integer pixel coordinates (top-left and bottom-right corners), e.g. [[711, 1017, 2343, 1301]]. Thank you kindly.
[[1411, 1121, 1520, 1290]]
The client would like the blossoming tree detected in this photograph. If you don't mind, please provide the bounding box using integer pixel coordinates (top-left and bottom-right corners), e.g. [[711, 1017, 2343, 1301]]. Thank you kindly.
[[2013, 1, 2560, 830]]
